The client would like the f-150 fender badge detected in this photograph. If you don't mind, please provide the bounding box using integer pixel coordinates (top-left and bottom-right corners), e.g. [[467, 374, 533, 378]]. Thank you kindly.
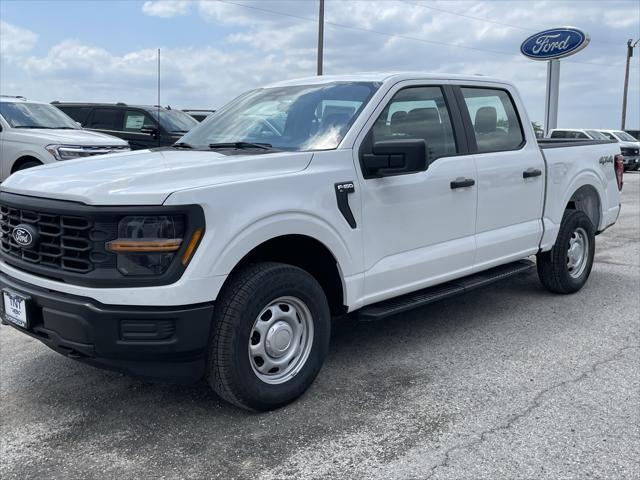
[[599, 155, 614, 165], [334, 182, 356, 229]]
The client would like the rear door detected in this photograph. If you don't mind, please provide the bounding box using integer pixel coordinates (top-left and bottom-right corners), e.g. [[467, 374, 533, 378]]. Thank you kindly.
[[455, 85, 544, 269], [355, 81, 478, 305]]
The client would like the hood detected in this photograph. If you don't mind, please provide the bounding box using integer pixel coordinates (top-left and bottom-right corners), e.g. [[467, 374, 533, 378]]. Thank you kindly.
[[9, 128, 127, 145], [1, 149, 313, 205], [617, 140, 640, 149]]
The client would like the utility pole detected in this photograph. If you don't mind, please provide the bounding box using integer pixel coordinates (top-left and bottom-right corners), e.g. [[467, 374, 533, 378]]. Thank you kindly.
[[621, 39, 639, 130], [317, 0, 324, 75], [157, 48, 161, 147]]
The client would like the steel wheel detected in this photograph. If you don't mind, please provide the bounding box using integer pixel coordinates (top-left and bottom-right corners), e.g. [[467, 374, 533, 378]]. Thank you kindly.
[[567, 226, 589, 279], [248, 296, 314, 385]]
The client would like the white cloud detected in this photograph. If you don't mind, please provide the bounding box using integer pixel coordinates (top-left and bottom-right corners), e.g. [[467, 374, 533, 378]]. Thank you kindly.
[[0, 21, 38, 57], [2, 1, 639, 128], [142, 0, 192, 18]]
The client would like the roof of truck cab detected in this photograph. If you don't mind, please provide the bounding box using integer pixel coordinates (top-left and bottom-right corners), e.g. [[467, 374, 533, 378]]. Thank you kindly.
[[264, 72, 511, 88]]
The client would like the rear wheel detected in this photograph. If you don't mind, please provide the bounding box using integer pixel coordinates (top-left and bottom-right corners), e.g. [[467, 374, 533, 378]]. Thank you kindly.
[[207, 262, 331, 411], [536, 209, 596, 294]]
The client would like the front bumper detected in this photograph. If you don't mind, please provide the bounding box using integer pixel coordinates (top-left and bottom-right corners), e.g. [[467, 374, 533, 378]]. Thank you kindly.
[[0, 273, 214, 383]]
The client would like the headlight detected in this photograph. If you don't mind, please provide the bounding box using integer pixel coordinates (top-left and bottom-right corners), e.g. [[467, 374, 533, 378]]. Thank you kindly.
[[45, 144, 130, 161], [106, 215, 202, 276]]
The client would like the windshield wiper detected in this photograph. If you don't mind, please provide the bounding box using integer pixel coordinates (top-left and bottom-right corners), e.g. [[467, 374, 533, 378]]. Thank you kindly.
[[172, 142, 193, 149], [208, 142, 272, 151]]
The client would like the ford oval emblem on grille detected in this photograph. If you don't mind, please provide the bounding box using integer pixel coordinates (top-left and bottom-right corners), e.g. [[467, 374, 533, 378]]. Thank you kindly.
[[12, 224, 38, 250]]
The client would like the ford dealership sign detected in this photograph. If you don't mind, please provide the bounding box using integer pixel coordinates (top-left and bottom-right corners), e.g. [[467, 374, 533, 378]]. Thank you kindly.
[[520, 27, 590, 60]]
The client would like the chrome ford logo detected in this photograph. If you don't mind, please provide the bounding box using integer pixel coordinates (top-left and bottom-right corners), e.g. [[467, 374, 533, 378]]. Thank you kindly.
[[12, 224, 38, 249], [521, 27, 590, 60]]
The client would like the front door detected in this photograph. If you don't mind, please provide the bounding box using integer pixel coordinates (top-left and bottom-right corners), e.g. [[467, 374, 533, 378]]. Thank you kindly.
[[355, 82, 478, 305]]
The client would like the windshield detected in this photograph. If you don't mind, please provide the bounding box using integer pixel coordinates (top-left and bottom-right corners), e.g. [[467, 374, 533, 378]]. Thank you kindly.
[[586, 130, 609, 140], [612, 130, 638, 142], [0, 102, 79, 129], [180, 82, 380, 151], [149, 109, 198, 134]]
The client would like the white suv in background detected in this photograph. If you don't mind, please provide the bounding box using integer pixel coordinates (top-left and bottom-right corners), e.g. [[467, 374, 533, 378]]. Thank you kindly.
[[0, 96, 130, 181], [596, 129, 640, 171], [547, 128, 610, 141]]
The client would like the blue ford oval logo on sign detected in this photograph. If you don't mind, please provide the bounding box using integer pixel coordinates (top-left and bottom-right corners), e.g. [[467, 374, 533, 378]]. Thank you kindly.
[[521, 27, 590, 60]]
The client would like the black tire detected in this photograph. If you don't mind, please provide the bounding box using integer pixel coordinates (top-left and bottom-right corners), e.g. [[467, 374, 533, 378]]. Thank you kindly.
[[207, 262, 331, 411], [536, 209, 596, 294], [14, 160, 42, 172]]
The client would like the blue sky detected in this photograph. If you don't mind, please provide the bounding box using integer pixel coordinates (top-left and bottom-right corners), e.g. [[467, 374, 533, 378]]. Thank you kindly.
[[1, 0, 639, 128]]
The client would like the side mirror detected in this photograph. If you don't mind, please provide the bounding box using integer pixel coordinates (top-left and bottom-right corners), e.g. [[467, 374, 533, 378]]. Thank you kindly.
[[361, 139, 427, 178], [140, 126, 159, 137]]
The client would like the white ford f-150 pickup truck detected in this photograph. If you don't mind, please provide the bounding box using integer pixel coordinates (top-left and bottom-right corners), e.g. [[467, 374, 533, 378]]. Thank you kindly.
[[0, 73, 624, 411]]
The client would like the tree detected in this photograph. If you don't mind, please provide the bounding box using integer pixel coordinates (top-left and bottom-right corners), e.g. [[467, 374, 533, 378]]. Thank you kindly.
[[531, 121, 544, 138]]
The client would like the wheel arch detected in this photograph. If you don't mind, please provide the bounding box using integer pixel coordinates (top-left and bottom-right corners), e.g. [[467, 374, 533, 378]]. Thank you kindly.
[[564, 183, 602, 232], [11, 155, 43, 174], [225, 234, 348, 315]]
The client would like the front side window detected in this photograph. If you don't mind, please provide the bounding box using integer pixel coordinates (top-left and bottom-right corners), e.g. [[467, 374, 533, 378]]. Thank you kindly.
[[600, 131, 617, 141], [180, 82, 379, 151], [550, 131, 567, 138], [0, 102, 79, 129], [461, 87, 524, 153], [369, 86, 457, 162], [124, 110, 155, 132]]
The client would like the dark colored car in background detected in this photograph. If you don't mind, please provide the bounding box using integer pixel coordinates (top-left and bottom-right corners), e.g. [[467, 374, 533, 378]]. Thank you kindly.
[[52, 102, 198, 149], [183, 109, 216, 122]]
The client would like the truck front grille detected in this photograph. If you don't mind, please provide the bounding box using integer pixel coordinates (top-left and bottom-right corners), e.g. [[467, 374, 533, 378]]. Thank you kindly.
[[0, 204, 96, 273], [0, 192, 200, 288], [621, 147, 639, 156]]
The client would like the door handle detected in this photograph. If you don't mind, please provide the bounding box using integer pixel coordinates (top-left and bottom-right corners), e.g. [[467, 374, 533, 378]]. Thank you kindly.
[[523, 168, 542, 179], [450, 177, 475, 189]]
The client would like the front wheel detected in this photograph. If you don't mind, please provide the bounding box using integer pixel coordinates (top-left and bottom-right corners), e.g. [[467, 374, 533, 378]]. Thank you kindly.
[[207, 262, 331, 411], [536, 209, 596, 294]]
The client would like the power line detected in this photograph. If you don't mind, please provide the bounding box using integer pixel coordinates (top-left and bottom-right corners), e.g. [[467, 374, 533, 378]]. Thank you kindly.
[[217, 0, 631, 68], [399, 0, 629, 46]]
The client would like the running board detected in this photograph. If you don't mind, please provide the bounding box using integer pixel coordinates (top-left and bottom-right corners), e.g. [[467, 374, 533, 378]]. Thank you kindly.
[[357, 259, 535, 321]]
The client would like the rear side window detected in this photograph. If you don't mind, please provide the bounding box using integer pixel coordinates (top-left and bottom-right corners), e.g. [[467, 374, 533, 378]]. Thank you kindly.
[[460, 87, 524, 153], [57, 106, 92, 124], [550, 130, 567, 138], [370, 86, 458, 162], [89, 108, 123, 130]]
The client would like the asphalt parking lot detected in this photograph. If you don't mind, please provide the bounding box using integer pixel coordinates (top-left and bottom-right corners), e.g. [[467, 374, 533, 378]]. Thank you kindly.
[[1, 174, 638, 480]]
